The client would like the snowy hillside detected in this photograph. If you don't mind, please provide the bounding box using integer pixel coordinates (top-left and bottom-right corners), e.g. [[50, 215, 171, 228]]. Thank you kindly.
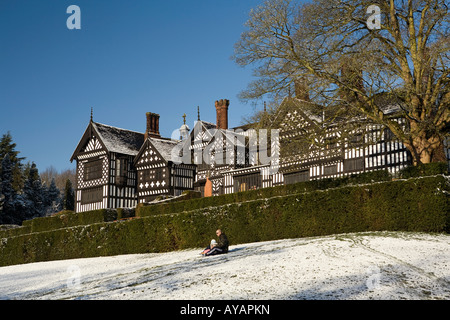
[[0, 231, 449, 300]]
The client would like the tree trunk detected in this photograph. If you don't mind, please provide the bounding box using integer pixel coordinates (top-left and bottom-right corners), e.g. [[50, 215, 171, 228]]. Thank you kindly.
[[406, 132, 446, 165]]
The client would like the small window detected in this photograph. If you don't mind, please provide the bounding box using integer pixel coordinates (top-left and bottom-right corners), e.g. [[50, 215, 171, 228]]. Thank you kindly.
[[156, 167, 165, 180], [116, 158, 128, 186], [116, 158, 127, 176], [284, 170, 310, 184], [234, 173, 262, 192], [81, 187, 103, 204], [142, 169, 154, 182], [384, 128, 395, 141], [344, 158, 365, 172], [324, 137, 338, 150], [324, 164, 338, 175], [349, 134, 363, 147], [84, 159, 102, 181]]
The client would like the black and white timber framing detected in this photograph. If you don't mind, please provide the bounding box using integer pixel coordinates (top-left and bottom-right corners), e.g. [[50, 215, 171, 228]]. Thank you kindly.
[[185, 120, 249, 196], [275, 97, 412, 182], [71, 99, 449, 211], [220, 97, 417, 194], [71, 118, 196, 213], [134, 137, 196, 203], [70, 121, 144, 213]]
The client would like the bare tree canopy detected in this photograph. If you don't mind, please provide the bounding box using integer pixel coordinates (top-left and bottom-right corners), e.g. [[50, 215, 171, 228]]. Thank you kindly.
[[234, 0, 449, 164]]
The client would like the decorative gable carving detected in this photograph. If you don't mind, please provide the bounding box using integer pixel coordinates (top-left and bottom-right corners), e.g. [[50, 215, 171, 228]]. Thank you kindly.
[[136, 141, 166, 168], [82, 137, 103, 153]]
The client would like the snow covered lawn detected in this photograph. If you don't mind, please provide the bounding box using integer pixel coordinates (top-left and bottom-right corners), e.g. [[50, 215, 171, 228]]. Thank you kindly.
[[0, 231, 449, 300]]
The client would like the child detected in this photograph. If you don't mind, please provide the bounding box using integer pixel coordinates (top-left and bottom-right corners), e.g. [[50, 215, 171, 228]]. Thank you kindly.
[[201, 239, 217, 255]]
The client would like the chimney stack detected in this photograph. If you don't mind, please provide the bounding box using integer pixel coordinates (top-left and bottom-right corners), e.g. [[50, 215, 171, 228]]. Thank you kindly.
[[215, 99, 230, 130], [145, 112, 160, 139]]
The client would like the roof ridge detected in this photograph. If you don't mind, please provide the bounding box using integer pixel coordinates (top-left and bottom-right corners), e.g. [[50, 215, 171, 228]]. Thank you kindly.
[[149, 136, 180, 144], [93, 121, 144, 135]]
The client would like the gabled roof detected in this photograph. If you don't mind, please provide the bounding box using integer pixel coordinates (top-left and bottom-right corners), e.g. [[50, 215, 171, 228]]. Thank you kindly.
[[185, 120, 249, 148], [134, 136, 181, 166], [71, 121, 145, 162], [275, 97, 323, 125], [148, 137, 180, 162], [94, 122, 144, 156], [274, 94, 405, 129]]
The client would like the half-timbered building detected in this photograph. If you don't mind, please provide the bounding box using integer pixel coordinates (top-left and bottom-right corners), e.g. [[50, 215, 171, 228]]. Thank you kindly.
[[208, 96, 414, 195], [184, 99, 253, 197], [71, 112, 196, 212], [134, 114, 196, 203], [71, 94, 448, 210], [274, 97, 412, 184], [70, 118, 144, 213]]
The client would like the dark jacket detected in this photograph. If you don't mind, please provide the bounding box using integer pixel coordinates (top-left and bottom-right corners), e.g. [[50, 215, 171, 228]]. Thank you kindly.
[[216, 233, 229, 252]]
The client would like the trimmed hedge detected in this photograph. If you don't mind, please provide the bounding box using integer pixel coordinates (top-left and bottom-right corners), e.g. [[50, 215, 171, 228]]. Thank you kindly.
[[136, 170, 393, 218], [399, 162, 448, 178], [20, 209, 118, 234], [0, 225, 31, 238], [0, 175, 448, 267], [0, 209, 136, 239], [0, 170, 392, 237]]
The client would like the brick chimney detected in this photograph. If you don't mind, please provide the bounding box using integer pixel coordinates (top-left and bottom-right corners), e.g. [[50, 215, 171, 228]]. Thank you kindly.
[[145, 112, 160, 139], [215, 99, 230, 130]]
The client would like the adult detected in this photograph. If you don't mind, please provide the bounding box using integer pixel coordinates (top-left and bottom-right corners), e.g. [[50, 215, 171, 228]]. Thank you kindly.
[[205, 229, 229, 256]]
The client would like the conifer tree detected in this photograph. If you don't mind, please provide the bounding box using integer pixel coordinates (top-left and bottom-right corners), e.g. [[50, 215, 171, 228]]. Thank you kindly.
[[0, 132, 25, 191], [45, 178, 61, 215], [63, 179, 75, 211], [0, 155, 18, 224], [21, 163, 46, 220]]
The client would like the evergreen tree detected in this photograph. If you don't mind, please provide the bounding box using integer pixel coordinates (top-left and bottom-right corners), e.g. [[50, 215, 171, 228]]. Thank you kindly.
[[63, 179, 75, 211], [0, 155, 19, 224], [0, 132, 67, 224], [22, 163, 46, 220], [0, 172, 2, 216], [45, 178, 61, 215], [0, 132, 25, 191]]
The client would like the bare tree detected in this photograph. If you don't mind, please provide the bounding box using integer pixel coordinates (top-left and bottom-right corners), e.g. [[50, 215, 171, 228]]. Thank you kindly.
[[40, 166, 76, 193], [234, 0, 449, 165]]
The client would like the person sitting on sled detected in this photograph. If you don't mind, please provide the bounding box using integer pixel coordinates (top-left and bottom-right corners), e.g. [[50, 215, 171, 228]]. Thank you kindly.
[[201, 239, 217, 255], [202, 229, 229, 256]]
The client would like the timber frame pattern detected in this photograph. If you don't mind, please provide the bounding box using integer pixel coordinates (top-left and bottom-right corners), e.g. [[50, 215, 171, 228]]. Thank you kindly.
[[71, 98, 448, 213]]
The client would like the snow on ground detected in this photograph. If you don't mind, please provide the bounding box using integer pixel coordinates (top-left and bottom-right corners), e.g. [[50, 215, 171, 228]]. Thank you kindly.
[[0, 231, 449, 300]]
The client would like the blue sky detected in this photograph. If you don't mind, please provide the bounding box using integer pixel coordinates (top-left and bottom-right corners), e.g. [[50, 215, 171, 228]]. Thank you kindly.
[[0, 0, 264, 172]]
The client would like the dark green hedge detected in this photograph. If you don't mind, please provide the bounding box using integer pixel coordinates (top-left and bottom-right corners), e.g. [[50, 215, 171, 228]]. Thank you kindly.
[[0, 175, 448, 267], [20, 209, 119, 234], [0, 170, 392, 237], [0, 209, 131, 239], [0, 225, 31, 238], [399, 162, 448, 178], [137, 170, 393, 218]]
